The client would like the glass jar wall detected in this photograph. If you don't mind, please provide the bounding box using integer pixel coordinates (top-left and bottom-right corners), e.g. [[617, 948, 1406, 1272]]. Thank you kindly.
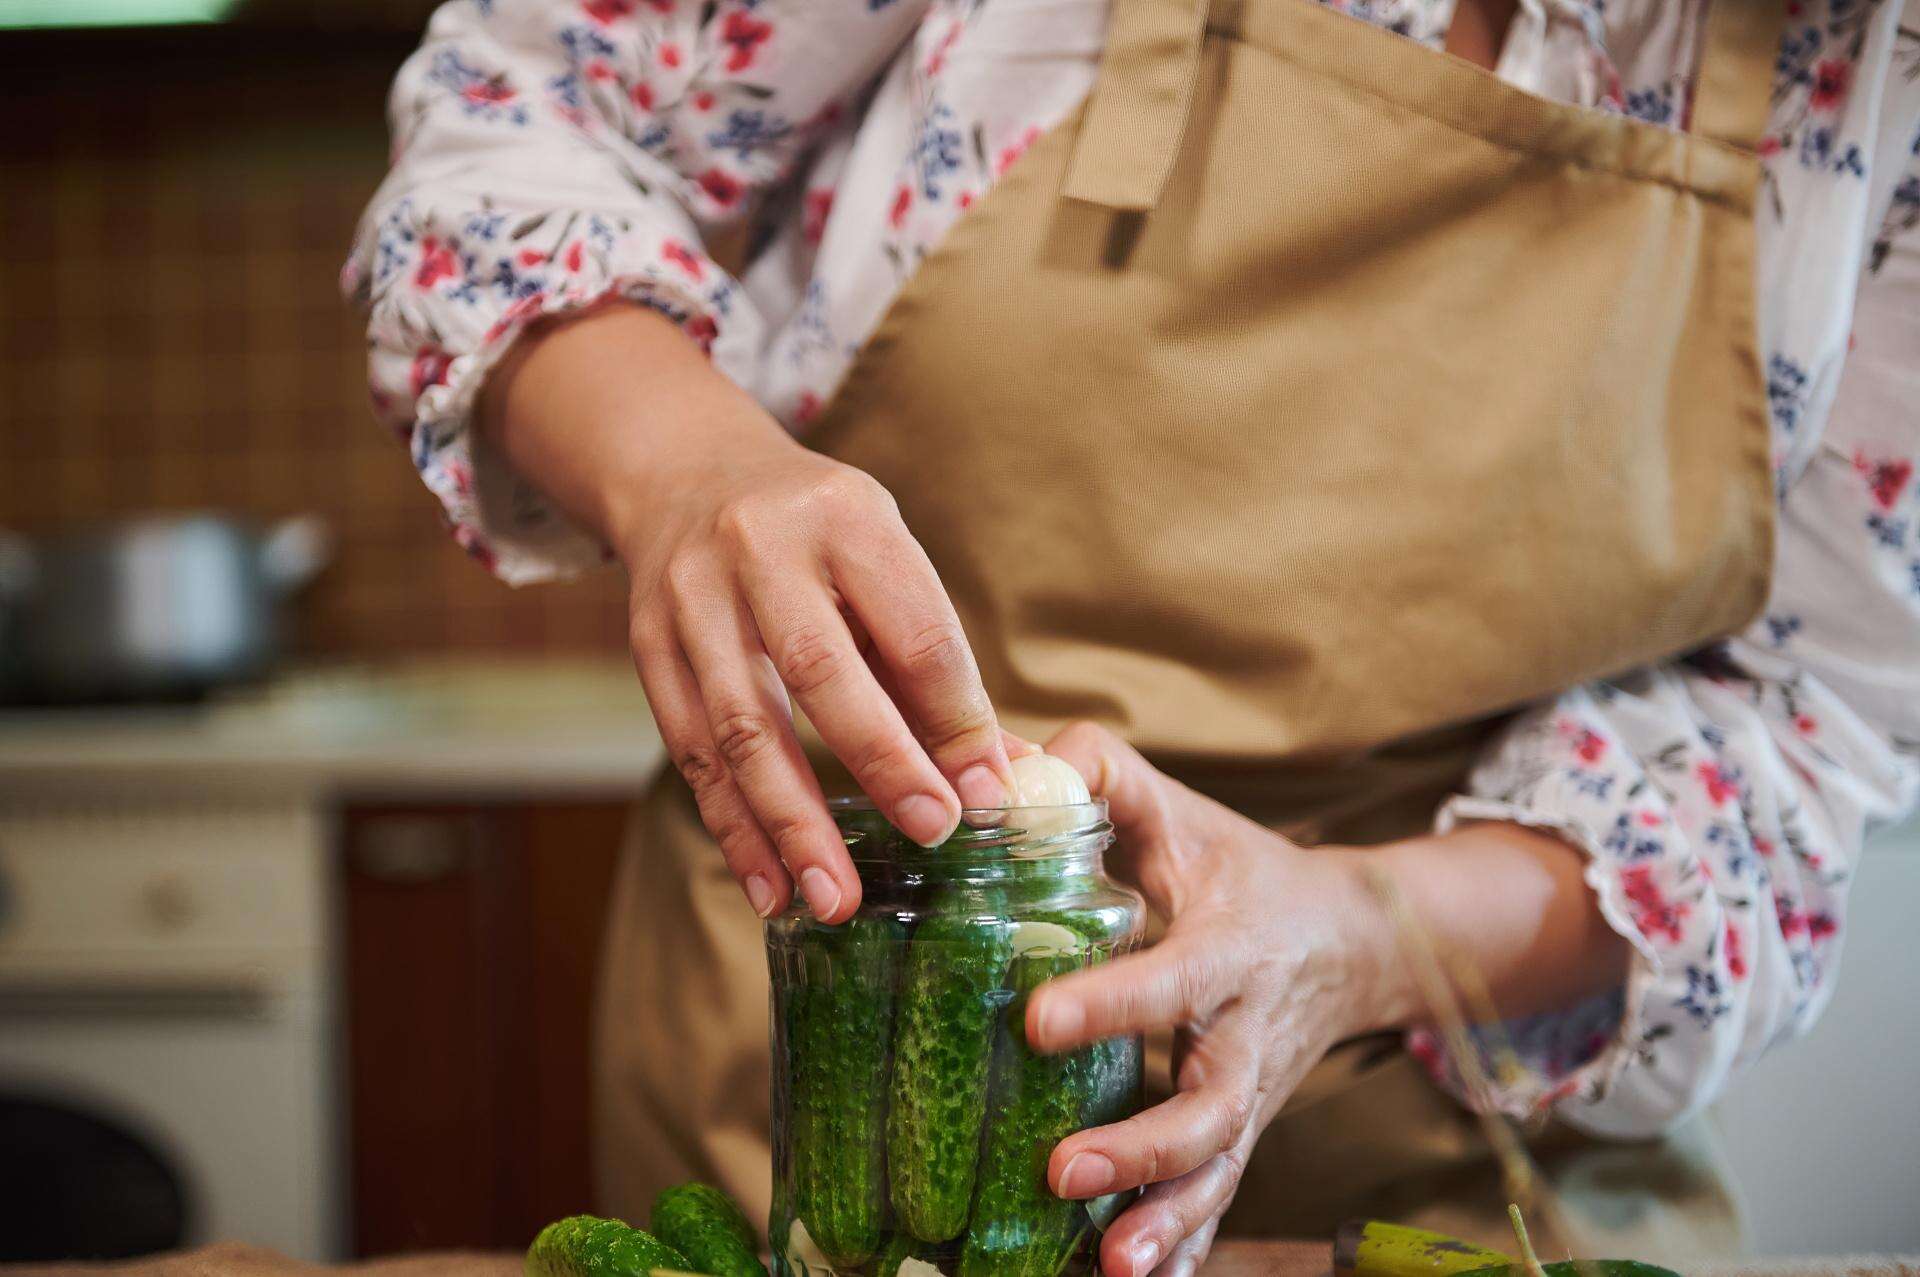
[[767, 799, 1146, 1277]]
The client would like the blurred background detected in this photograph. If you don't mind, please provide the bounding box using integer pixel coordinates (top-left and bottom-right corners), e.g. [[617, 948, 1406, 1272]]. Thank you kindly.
[[0, 0, 1913, 1268]]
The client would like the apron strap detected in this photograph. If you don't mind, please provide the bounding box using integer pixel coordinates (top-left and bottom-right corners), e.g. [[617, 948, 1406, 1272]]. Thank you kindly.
[[1062, 0, 1209, 211], [1065, 0, 1786, 213], [1691, 0, 1787, 152]]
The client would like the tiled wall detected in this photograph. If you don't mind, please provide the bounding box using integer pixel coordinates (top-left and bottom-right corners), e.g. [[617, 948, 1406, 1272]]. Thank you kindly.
[[0, 25, 629, 657]]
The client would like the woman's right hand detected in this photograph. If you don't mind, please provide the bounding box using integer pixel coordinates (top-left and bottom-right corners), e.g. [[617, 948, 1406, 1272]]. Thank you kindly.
[[481, 304, 1014, 924], [620, 431, 1015, 922]]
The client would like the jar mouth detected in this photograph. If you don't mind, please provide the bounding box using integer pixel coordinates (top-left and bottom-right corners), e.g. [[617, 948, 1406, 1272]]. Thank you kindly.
[[828, 795, 1110, 860]]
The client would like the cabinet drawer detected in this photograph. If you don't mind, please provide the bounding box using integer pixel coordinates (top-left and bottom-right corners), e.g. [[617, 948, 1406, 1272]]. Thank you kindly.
[[0, 801, 324, 989]]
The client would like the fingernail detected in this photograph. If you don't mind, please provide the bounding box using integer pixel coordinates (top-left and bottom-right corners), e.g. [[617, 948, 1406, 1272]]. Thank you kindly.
[[1130, 1240, 1160, 1276], [1059, 1151, 1114, 1198], [744, 873, 776, 918], [896, 793, 955, 847], [1036, 995, 1084, 1047], [957, 764, 1009, 810], [799, 867, 841, 919]]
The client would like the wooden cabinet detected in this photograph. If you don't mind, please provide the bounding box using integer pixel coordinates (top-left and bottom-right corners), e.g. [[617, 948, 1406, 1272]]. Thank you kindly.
[[339, 803, 627, 1258]]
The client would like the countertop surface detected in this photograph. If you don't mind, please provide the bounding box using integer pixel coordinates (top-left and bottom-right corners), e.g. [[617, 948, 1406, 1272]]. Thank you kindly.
[[0, 660, 667, 801]]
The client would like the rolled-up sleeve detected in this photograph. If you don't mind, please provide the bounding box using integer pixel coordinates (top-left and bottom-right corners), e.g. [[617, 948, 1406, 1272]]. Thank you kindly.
[[342, 0, 922, 583]]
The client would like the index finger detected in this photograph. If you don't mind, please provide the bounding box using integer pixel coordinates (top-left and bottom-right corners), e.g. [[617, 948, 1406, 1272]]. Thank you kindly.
[[827, 523, 1012, 811], [1026, 933, 1231, 1053]]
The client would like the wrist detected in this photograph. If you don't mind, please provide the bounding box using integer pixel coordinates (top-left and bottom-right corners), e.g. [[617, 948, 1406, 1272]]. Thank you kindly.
[[1312, 846, 1425, 1038]]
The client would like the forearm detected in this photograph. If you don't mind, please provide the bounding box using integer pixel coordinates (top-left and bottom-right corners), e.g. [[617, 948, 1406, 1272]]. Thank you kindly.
[[1346, 821, 1632, 1032], [477, 301, 800, 554]]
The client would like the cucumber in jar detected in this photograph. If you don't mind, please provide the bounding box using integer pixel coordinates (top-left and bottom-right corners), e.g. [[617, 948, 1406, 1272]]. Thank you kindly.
[[888, 893, 1016, 1243], [957, 939, 1098, 1277], [788, 916, 903, 1268]]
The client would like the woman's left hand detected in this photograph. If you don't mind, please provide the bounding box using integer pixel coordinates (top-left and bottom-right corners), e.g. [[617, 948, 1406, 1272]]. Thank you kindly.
[[1026, 723, 1414, 1277]]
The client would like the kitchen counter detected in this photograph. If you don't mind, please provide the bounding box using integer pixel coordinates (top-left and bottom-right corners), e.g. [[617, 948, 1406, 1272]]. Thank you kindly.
[[0, 660, 666, 802]]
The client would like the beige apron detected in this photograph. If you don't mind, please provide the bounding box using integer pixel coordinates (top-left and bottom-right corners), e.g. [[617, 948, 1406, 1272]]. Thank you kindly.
[[596, 0, 1781, 1259]]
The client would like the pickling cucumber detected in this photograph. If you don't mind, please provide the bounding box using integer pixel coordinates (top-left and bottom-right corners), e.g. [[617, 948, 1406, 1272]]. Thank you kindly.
[[652, 1183, 768, 1277], [888, 896, 1017, 1242], [957, 948, 1095, 1277], [790, 917, 903, 1266], [526, 1214, 692, 1277]]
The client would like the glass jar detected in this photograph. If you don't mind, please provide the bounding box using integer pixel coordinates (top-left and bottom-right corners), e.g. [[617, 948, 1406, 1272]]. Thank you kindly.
[[767, 798, 1147, 1277]]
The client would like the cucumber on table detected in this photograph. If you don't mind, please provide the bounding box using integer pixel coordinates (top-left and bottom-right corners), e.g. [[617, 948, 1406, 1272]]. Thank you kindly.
[[789, 916, 903, 1267], [888, 897, 1017, 1243], [652, 1182, 768, 1277], [957, 947, 1096, 1277], [527, 1214, 691, 1277]]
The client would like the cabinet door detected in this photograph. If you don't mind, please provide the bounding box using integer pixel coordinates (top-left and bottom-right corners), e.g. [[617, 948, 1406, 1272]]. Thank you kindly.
[[341, 803, 626, 1257]]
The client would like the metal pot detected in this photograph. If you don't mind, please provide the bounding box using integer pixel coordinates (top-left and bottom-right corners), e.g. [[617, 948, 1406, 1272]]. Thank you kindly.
[[0, 514, 330, 704]]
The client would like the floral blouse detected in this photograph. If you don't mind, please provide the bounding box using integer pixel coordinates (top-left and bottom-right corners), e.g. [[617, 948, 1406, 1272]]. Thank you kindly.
[[345, 0, 1920, 1138]]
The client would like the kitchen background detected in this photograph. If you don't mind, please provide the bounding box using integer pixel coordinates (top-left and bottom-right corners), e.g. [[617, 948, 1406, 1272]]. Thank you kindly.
[[0, 0, 1914, 1268]]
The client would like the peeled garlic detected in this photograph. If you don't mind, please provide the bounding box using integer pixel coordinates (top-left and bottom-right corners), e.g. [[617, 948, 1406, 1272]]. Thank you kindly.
[[1010, 919, 1086, 956], [896, 1259, 950, 1277], [783, 1219, 838, 1277], [1008, 752, 1091, 807]]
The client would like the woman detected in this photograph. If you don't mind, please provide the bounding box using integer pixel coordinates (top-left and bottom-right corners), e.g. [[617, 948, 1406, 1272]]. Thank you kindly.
[[347, 0, 1920, 1268]]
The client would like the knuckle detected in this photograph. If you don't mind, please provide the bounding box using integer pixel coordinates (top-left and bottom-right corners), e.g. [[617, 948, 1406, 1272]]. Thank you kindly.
[[760, 808, 818, 863], [846, 734, 911, 787], [663, 551, 708, 600], [775, 624, 850, 698], [1212, 1090, 1254, 1148], [818, 465, 893, 514], [673, 743, 729, 796], [712, 710, 780, 770]]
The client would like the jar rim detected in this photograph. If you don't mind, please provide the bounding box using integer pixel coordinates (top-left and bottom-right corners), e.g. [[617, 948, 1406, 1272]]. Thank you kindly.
[[828, 795, 1111, 860]]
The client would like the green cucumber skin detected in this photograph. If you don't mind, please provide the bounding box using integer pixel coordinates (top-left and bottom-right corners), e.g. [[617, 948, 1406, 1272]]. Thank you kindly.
[[790, 917, 902, 1268], [652, 1183, 769, 1277], [527, 1215, 693, 1277], [957, 952, 1094, 1277], [889, 903, 1016, 1243]]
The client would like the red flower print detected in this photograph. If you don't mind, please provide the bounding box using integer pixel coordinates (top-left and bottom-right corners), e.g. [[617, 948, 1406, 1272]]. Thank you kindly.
[[1809, 58, 1851, 112], [1794, 713, 1818, 736], [632, 81, 654, 110], [889, 184, 911, 229], [586, 60, 615, 82], [462, 77, 516, 107], [659, 43, 682, 69], [453, 524, 498, 575], [1696, 762, 1740, 807], [1621, 865, 1688, 945], [661, 239, 705, 279], [1724, 920, 1747, 980], [1853, 452, 1912, 511], [1754, 835, 1775, 858], [409, 345, 452, 399], [517, 248, 547, 267], [1807, 913, 1837, 942], [803, 188, 833, 245], [957, 191, 975, 209], [583, 0, 635, 23], [484, 293, 549, 344], [563, 241, 586, 273], [924, 21, 961, 77], [1407, 1030, 1445, 1083], [794, 390, 822, 425], [685, 313, 718, 352], [1637, 809, 1665, 828], [1573, 728, 1607, 764], [719, 12, 773, 73], [692, 90, 716, 111], [995, 126, 1042, 176], [413, 236, 459, 289], [1756, 135, 1783, 158], [698, 167, 744, 208]]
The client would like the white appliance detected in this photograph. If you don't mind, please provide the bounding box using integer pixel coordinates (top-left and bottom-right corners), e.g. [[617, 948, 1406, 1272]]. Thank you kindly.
[[0, 792, 340, 1262]]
